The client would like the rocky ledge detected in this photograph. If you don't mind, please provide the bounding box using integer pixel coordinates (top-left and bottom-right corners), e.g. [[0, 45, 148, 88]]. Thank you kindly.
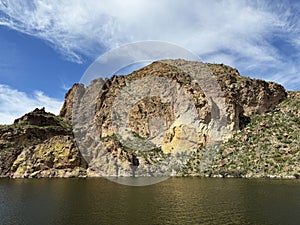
[[0, 60, 299, 178]]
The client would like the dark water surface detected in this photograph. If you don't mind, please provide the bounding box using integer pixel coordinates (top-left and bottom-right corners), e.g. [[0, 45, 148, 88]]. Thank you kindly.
[[0, 178, 299, 225]]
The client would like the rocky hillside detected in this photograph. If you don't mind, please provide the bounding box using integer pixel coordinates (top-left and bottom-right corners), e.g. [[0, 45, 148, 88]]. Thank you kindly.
[[0, 108, 86, 178], [0, 59, 299, 178], [183, 91, 300, 178]]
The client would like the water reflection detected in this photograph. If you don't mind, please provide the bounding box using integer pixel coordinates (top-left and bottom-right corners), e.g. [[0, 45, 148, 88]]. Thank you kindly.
[[0, 178, 299, 225]]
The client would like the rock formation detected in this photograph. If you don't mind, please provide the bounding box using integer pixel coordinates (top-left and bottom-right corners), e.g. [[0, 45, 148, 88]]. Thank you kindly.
[[1, 59, 299, 178], [0, 108, 86, 178]]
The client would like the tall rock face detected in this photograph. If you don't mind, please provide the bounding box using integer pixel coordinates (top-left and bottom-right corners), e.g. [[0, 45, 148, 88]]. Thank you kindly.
[[1, 59, 297, 178], [62, 61, 286, 129], [60, 83, 85, 123], [59, 60, 290, 178], [211, 64, 287, 130]]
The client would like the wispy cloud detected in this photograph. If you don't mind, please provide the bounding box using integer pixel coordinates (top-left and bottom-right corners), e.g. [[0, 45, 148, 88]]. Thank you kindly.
[[0, 84, 63, 124], [0, 0, 299, 89]]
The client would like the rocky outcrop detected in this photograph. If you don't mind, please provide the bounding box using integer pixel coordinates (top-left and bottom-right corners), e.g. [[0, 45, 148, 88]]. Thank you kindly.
[[63, 60, 289, 177], [183, 91, 300, 178], [60, 84, 85, 123], [208, 63, 287, 130], [0, 108, 86, 178], [11, 135, 86, 178], [1, 59, 297, 178]]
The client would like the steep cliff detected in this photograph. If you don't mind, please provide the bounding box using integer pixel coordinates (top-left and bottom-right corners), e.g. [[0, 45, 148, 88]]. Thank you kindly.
[[1, 59, 298, 178], [59, 59, 291, 178]]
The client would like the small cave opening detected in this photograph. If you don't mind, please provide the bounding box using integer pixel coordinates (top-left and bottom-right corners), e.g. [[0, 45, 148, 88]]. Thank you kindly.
[[238, 113, 251, 130]]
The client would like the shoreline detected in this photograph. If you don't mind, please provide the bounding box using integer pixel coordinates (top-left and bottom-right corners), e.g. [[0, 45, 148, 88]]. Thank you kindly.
[[1, 174, 299, 179]]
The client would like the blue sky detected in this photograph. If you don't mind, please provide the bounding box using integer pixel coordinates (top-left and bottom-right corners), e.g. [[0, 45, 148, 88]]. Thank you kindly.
[[0, 0, 300, 124]]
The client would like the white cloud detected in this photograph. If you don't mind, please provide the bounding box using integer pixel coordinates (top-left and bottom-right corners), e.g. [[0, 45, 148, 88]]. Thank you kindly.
[[0, 0, 299, 89], [0, 84, 63, 124]]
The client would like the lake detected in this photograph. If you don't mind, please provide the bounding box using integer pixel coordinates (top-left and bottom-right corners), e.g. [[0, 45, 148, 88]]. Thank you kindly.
[[0, 178, 299, 225]]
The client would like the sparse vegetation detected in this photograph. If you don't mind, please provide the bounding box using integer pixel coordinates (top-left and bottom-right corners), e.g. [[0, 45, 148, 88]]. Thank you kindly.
[[183, 92, 300, 178]]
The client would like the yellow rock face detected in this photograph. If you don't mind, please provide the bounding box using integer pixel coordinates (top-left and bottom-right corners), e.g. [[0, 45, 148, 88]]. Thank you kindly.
[[161, 125, 203, 154]]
